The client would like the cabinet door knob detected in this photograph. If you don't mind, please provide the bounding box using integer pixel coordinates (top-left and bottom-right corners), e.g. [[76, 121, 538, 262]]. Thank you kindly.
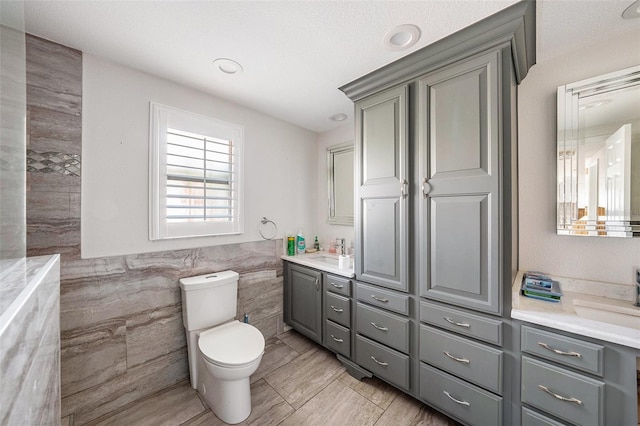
[[401, 179, 408, 198], [421, 178, 431, 198]]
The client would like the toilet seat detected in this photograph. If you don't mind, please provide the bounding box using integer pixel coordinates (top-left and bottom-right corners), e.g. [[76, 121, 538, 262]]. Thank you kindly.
[[198, 320, 265, 368]]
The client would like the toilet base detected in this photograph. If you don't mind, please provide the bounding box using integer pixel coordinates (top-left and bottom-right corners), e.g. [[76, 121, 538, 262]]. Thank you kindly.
[[198, 359, 253, 424]]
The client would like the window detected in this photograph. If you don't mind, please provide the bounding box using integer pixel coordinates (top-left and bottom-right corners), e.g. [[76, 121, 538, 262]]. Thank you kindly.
[[149, 102, 244, 240]]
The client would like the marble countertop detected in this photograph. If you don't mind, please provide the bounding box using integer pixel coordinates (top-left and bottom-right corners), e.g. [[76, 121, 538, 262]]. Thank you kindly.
[[281, 252, 354, 278], [511, 271, 640, 350]]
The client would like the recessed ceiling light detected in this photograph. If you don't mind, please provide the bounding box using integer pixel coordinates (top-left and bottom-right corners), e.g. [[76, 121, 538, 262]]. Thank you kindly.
[[384, 24, 421, 51], [212, 58, 244, 75], [329, 113, 348, 122], [622, 0, 640, 18]]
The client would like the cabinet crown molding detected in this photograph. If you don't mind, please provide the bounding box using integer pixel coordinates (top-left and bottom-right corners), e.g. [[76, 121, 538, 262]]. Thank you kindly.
[[339, 0, 536, 101]]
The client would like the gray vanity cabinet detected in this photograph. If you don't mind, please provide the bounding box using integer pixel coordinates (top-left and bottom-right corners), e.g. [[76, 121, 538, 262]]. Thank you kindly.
[[284, 263, 322, 344], [353, 85, 409, 293], [417, 50, 503, 315]]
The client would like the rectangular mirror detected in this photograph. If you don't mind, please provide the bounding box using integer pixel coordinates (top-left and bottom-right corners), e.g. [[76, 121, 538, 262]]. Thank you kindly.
[[557, 65, 640, 237], [327, 142, 354, 225]]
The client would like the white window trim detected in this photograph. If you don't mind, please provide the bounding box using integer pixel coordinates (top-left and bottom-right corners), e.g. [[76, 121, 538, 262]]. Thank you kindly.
[[149, 102, 244, 240]]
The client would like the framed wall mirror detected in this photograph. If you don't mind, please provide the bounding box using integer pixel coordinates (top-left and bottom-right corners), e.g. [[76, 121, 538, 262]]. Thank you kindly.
[[557, 65, 640, 237], [327, 142, 354, 225]]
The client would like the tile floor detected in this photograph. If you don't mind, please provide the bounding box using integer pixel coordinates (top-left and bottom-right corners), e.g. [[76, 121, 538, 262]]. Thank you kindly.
[[76, 330, 460, 426]]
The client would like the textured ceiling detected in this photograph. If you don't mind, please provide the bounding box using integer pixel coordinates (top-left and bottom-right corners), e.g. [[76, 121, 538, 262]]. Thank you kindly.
[[23, 0, 640, 134]]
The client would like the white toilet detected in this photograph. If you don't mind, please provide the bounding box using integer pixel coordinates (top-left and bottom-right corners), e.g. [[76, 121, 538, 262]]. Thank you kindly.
[[179, 270, 265, 424]]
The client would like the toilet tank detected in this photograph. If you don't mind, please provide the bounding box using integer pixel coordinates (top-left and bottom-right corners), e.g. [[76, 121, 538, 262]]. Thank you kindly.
[[179, 270, 239, 331]]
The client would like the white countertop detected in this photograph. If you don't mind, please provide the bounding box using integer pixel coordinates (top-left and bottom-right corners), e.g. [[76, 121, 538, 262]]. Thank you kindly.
[[511, 271, 640, 350], [281, 252, 355, 278]]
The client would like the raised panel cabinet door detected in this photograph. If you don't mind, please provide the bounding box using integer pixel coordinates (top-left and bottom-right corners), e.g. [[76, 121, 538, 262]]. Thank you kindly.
[[417, 49, 502, 314], [355, 85, 409, 292], [287, 264, 322, 343]]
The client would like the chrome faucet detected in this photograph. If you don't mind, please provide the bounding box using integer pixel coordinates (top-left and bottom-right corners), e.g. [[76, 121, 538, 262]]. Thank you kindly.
[[336, 238, 346, 255], [635, 269, 640, 307]]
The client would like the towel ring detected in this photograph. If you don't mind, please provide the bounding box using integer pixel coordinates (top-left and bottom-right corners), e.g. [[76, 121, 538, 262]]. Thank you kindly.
[[259, 217, 277, 240]]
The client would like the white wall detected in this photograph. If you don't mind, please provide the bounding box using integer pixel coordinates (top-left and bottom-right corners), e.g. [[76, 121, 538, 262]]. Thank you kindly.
[[518, 29, 640, 286], [82, 54, 318, 258], [316, 124, 355, 251]]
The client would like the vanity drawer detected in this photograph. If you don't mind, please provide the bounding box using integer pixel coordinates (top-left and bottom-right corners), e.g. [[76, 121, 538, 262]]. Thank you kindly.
[[325, 274, 351, 297], [325, 292, 351, 327], [521, 356, 604, 426], [356, 302, 409, 353], [325, 320, 350, 358], [356, 282, 409, 315], [419, 362, 503, 426], [522, 407, 568, 426], [521, 326, 604, 376], [420, 300, 502, 346], [355, 334, 409, 390], [419, 325, 503, 394]]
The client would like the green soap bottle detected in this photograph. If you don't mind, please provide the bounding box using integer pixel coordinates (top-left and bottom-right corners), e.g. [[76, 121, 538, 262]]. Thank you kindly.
[[314, 236, 320, 250]]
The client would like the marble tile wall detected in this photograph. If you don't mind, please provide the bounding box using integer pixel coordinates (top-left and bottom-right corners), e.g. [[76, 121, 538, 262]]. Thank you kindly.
[[25, 34, 287, 424], [0, 255, 61, 425], [0, 6, 27, 262]]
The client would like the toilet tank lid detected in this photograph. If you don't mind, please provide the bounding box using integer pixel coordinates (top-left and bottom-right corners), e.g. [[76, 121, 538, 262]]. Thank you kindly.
[[179, 270, 239, 291]]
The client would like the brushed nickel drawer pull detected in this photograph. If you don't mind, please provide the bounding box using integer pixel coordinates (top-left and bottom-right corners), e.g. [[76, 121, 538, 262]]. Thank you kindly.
[[537, 342, 582, 358], [538, 385, 583, 405], [370, 356, 388, 366], [401, 179, 408, 198], [330, 283, 344, 289], [330, 305, 344, 313], [443, 351, 470, 365], [371, 295, 389, 303], [443, 391, 470, 406], [315, 278, 320, 291], [371, 322, 389, 331], [444, 317, 470, 328], [330, 335, 344, 343]]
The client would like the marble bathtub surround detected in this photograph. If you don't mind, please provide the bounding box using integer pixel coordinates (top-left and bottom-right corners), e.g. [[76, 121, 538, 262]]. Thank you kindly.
[[0, 255, 60, 426], [85, 330, 459, 426]]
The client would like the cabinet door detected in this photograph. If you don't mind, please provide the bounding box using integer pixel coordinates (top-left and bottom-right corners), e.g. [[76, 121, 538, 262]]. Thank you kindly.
[[418, 50, 502, 314], [354, 85, 409, 292], [287, 264, 322, 343]]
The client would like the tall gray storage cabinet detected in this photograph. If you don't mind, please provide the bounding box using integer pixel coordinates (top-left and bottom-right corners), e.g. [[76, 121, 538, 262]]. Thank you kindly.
[[340, 2, 536, 425]]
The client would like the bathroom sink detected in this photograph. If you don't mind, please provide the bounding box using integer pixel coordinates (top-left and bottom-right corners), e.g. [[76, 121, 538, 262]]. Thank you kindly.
[[573, 299, 640, 330], [308, 254, 352, 268]]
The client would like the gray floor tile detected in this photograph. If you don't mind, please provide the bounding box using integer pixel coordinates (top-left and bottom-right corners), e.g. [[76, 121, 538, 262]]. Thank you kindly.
[[338, 371, 400, 410], [373, 391, 458, 426], [264, 347, 345, 409], [276, 330, 316, 355], [251, 337, 300, 384], [88, 381, 206, 426], [279, 379, 383, 426]]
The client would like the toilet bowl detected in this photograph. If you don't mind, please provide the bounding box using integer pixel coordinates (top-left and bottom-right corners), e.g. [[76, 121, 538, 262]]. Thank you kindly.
[[179, 271, 265, 424], [197, 321, 264, 424]]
